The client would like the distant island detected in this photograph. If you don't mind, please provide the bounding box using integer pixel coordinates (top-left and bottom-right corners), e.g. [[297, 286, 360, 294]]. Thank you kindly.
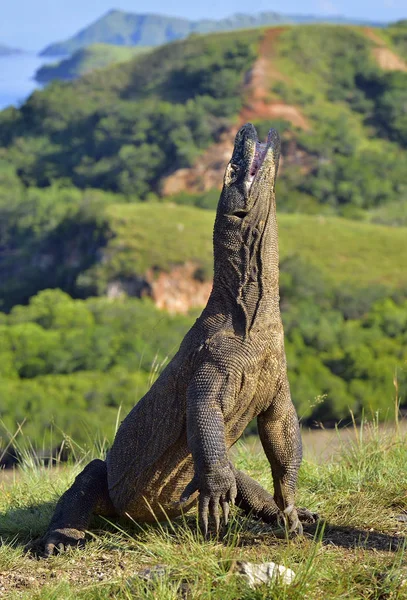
[[35, 43, 149, 83], [0, 44, 24, 56], [40, 9, 386, 56]]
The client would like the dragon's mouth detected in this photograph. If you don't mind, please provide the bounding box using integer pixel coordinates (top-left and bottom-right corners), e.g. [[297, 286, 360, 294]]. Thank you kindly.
[[246, 128, 276, 188], [248, 141, 268, 184]]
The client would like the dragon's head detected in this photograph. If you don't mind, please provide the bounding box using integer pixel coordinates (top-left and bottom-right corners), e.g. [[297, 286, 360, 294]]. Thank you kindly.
[[217, 123, 280, 222]]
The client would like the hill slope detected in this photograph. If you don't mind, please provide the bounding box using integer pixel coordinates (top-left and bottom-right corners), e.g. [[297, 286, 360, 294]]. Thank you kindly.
[[40, 9, 386, 56], [2, 198, 407, 312], [35, 44, 150, 83], [1, 25, 406, 215], [79, 203, 407, 298], [0, 201, 407, 441]]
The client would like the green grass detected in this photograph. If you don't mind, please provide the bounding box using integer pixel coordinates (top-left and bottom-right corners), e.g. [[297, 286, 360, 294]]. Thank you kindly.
[[278, 214, 407, 288], [82, 203, 407, 292], [1, 420, 407, 598]]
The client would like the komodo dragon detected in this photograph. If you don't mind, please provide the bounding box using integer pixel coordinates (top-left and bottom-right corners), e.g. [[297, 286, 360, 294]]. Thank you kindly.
[[36, 123, 316, 556]]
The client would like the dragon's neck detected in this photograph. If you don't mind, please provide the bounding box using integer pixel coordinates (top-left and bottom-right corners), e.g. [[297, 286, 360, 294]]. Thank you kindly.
[[210, 192, 280, 334]]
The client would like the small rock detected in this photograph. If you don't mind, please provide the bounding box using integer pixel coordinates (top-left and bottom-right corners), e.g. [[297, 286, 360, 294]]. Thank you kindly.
[[394, 514, 407, 523], [237, 560, 296, 588], [136, 565, 168, 581]]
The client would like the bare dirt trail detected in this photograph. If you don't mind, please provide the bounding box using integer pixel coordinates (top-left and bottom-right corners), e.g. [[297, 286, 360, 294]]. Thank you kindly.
[[363, 27, 407, 72], [161, 28, 309, 197], [239, 27, 309, 130]]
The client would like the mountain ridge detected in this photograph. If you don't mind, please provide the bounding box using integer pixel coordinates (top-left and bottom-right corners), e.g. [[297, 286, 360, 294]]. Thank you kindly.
[[0, 44, 24, 56], [40, 9, 386, 56]]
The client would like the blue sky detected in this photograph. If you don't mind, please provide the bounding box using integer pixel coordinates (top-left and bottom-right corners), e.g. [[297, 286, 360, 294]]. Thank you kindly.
[[0, 0, 405, 51]]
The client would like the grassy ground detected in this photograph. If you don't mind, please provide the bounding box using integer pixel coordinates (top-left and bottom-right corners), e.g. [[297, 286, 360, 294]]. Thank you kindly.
[[1, 420, 407, 598], [83, 203, 407, 291]]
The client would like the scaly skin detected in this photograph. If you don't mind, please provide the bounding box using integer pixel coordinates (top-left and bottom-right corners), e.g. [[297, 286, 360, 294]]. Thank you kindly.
[[34, 124, 316, 556]]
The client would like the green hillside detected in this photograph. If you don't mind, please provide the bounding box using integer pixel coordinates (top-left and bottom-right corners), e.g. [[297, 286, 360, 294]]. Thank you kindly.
[[1, 25, 406, 213], [2, 194, 407, 312], [80, 203, 407, 295], [1, 29, 260, 196], [35, 44, 150, 84], [1, 24, 407, 444], [266, 25, 407, 214], [1, 197, 407, 444]]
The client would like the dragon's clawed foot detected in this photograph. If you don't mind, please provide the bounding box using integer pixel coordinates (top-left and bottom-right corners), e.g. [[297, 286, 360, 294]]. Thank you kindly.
[[297, 506, 320, 524], [180, 462, 237, 537], [277, 505, 319, 536], [26, 528, 86, 558]]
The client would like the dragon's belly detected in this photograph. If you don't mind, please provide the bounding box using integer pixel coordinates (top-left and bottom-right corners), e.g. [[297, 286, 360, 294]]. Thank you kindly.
[[108, 434, 196, 521], [224, 354, 281, 444]]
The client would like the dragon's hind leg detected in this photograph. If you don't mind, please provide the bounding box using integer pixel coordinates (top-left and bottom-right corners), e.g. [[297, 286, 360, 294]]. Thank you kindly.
[[235, 469, 281, 523], [31, 459, 116, 556], [257, 377, 318, 532], [235, 470, 318, 529]]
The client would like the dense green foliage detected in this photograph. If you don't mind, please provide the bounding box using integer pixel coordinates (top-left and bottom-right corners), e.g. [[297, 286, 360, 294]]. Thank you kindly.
[[269, 26, 407, 213], [0, 290, 193, 445], [0, 199, 406, 445], [1, 271, 406, 446], [1, 31, 260, 197], [0, 177, 120, 310], [35, 44, 150, 84], [281, 256, 407, 422]]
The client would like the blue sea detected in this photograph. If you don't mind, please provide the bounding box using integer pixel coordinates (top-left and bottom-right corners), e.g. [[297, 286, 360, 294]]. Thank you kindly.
[[0, 53, 55, 110]]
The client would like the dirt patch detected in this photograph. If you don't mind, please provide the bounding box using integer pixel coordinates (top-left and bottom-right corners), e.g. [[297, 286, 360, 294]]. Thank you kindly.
[[148, 262, 212, 314], [373, 47, 407, 72], [0, 551, 142, 598], [105, 261, 212, 314], [363, 27, 407, 72], [242, 102, 310, 130]]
